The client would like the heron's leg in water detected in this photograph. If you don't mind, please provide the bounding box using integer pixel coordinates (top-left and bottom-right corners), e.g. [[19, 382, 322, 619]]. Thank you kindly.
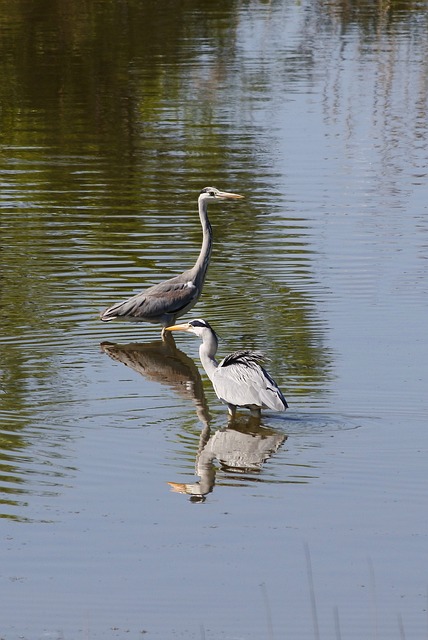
[[250, 407, 262, 418], [161, 329, 176, 346], [227, 404, 237, 420]]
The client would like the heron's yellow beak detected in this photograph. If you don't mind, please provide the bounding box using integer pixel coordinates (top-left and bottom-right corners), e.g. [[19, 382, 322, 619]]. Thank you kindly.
[[216, 191, 244, 200], [165, 323, 190, 332]]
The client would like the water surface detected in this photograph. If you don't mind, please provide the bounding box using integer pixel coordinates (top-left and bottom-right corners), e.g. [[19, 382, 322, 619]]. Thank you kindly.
[[1, 1, 427, 638]]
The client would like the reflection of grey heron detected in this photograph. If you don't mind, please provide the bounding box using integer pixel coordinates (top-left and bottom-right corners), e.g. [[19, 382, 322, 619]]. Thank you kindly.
[[166, 319, 288, 419], [100, 187, 244, 336], [100, 331, 210, 426]]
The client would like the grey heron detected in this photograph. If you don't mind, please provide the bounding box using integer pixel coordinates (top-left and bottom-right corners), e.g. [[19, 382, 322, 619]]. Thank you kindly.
[[165, 319, 288, 418], [100, 187, 244, 335]]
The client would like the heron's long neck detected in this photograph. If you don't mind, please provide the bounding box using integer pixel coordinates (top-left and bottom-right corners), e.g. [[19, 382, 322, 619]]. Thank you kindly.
[[191, 199, 213, 286], [198, 331, 219, 381]]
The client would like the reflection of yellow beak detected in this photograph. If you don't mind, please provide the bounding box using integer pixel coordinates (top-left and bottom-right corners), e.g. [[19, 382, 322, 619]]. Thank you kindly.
[[165, 323, 190, 332], [216, 191, 244, 200], [168, 482, 189, 494]]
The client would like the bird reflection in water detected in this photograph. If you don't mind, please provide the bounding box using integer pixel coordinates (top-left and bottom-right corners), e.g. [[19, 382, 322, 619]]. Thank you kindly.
[[100, 330, 210, 426], [168, 418, 287, 502]]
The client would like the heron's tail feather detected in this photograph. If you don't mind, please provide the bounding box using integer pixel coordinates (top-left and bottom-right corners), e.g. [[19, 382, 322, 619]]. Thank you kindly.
[[100, 305, 119, 321], [100, 293, 148, 322], [100, 309, 113, 322]]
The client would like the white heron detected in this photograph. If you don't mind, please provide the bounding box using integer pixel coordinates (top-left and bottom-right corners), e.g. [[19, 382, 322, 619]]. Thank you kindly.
[[166, 319, 288, 418]]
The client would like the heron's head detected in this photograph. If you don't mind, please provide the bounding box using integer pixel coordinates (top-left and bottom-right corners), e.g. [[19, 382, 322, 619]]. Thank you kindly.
[[165, 318, 218, 341], [199, 186, 244, 202]]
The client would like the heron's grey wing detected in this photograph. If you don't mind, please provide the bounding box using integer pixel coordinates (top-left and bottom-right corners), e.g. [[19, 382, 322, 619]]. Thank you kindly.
[[143, 281, 199, 317], [101, 280, 198, 321], [258, 365, 288, 410], [214, 352, 287, 411]]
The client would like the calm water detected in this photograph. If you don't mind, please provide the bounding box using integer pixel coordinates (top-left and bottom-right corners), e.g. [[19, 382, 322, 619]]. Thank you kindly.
[[1, 1, 427, 638]]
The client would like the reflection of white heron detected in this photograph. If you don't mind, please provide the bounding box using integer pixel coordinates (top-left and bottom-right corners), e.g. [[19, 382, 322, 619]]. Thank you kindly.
[[169, 419, 287, 500], [166, 319, 288, 418], [100, 187, 243, 336]]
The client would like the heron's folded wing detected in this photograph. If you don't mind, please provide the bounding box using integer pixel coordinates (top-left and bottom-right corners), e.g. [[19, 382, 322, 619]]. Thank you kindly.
[[101, 281, 197, 320], [145, 282, 198, 316], [215, 352, 287, 410], [213, 356, 267, 405]]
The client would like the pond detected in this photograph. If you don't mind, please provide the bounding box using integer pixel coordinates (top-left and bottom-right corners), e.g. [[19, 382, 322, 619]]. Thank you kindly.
[[0, 1, 427, 638]]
